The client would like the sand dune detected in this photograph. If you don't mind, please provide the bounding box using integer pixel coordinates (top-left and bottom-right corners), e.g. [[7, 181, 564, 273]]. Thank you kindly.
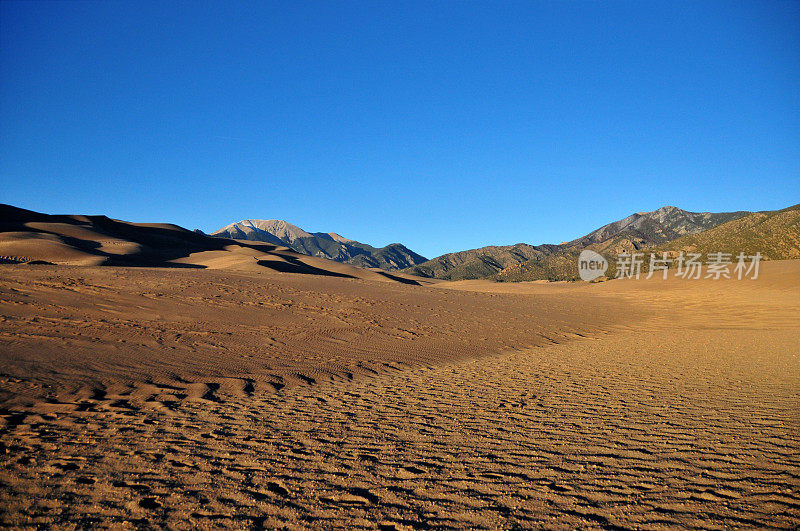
[[0, 263, 628, 408], [0, 218, 798, 528]]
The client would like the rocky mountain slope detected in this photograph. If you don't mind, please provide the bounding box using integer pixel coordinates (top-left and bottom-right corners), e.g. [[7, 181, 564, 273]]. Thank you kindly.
[[497, 204, 799, 282], [211, 219, 426, 271], [656, 204, 800, 260], [405, 206, 764, 281], [566, 206, 747, 248]]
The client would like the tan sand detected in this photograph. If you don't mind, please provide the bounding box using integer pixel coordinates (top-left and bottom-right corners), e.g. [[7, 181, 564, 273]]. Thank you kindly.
[[0, 257, 798, 528]]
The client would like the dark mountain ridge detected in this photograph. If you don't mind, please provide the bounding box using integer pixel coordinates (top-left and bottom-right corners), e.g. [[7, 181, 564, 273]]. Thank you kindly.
[[211, 219, 427, 271]]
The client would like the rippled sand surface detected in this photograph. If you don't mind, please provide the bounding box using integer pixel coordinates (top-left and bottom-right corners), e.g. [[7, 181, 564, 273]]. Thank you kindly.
[[1, 261, 798, 528]]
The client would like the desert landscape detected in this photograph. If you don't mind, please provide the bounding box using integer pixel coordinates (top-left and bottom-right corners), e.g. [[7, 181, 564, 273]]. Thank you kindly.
[[0, 205, 798, 528], [3, 2, 798, 528]]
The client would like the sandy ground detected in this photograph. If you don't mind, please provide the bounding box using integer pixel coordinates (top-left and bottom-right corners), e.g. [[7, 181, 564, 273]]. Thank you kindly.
[[0, 260, 798, 529]]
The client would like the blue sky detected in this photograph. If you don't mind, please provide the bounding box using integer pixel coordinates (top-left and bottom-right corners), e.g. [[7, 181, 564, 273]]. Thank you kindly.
[[2, 1, 798, 258]]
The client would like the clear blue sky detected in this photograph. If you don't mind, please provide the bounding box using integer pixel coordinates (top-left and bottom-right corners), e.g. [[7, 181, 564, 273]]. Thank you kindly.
[[2, 1, 798, 258]]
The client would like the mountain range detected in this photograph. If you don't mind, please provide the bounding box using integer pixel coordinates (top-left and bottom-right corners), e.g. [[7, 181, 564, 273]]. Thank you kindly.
[[405, 205, 800, 281], [3, 203, 797, 282], [209, 219, 427, 271]]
